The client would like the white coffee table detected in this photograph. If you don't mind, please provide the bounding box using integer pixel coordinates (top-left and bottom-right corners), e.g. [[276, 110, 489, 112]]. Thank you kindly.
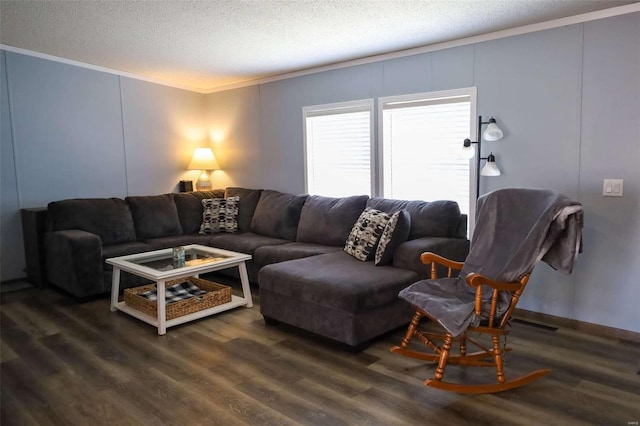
[[107, 244, 253, 335]]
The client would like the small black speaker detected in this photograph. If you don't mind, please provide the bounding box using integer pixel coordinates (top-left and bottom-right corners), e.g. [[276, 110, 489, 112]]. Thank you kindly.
[[179, 180, 193, 192]]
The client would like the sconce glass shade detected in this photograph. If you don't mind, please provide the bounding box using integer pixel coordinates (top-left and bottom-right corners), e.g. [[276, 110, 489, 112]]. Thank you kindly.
[[459, 141, 476, 159], [482, 118, 504, 141], [480, 153, 501, 176]]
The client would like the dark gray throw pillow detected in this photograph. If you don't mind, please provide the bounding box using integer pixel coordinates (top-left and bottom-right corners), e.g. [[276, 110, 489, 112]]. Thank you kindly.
[[375, 209, 411, 266]]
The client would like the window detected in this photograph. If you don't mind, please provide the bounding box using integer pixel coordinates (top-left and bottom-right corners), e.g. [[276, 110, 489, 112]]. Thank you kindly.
[[379, 88, 476, 216], [303, 100, 374, 197], [302, 89, 476, 222]]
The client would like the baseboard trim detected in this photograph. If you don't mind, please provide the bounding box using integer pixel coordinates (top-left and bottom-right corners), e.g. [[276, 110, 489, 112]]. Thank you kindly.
[[514, 308, 640, 344]]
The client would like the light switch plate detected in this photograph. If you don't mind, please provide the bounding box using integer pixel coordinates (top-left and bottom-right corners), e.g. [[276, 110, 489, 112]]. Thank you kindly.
[[603, 179, 623, 197]]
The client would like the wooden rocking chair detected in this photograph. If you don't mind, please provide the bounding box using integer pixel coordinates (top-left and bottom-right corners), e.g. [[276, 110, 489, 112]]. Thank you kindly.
[[391, 252, 550, 394], [391, 188, 583, 394]]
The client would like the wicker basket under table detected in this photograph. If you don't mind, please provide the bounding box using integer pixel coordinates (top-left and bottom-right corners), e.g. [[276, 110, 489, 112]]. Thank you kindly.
[[124, 277, 232, 320]]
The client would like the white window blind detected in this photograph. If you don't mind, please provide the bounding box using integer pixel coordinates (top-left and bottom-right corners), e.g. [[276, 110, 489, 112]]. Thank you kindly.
[[304, 101, 373, 197], [381, 93, 473, 215]]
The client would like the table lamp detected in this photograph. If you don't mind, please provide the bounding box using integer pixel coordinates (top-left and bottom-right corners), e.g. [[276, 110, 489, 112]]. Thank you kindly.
[[188, 147, 220, 190]]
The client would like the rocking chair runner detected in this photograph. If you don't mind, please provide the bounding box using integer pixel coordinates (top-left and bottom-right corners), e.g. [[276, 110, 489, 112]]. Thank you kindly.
[[391, 188, 584, 394]]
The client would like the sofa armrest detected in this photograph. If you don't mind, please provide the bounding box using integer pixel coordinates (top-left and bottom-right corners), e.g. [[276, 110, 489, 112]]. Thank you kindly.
[[392, 237, 470, 279], [44, 229, 105, 298]]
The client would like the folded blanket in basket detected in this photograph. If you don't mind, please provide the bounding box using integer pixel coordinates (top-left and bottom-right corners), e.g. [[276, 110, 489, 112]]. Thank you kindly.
[[138, 281, 207, 303]]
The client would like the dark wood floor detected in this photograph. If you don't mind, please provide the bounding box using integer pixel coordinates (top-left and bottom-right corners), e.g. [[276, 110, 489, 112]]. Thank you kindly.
[[1, 281, 639, 426]]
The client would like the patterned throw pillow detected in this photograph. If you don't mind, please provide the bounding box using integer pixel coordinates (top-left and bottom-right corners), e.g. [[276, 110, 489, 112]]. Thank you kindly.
[[199, 197, 239, 234], [344, 208, 391, 261], [375, 209, 411, 266]]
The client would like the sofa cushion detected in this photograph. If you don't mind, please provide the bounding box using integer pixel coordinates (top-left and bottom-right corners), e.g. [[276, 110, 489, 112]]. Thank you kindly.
[[102, 242, 155, 259], [392, 236, 471, 279], [375, 209, 411, 266], [173, 190, 224, 234], [296, 195, 368, 246], [225, 187, 263, 232], [259, 251, 419, 313], [209, 232, 290, 255], [344, 208, 391, 261], [251, 190, 308, 241], [145, 234, 214, 251], [366, 198, 461, 239], [126, 194, 183, 240], [199, 197, 239, 234], [253, 242, 343, 267], [47, 198, 137, 245]]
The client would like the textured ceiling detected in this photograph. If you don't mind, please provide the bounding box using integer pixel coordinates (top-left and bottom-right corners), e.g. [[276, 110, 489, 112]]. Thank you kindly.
[[0, 1, 636, 92]]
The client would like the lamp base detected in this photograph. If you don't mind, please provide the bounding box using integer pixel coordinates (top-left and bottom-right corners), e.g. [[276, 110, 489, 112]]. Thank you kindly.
[[195, 171, 212, 191]]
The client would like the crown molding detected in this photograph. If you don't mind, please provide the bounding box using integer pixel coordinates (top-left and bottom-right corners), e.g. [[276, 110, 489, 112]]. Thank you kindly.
[[2, 3, 638, 95], [0, 44, 209, 94]]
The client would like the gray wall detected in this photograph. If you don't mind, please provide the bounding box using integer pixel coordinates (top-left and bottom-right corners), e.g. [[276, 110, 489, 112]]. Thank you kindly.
[[0, 51, 206, 280], [205, 13, 640, 332], [573, 14, 640, 330], [1, 50, 24, 281], [121, 78, 206, 196], [205, 85, 262, 189]]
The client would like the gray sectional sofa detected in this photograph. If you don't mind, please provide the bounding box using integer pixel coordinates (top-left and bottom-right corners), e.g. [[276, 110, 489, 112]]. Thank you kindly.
[[44, 187, 470, 349]]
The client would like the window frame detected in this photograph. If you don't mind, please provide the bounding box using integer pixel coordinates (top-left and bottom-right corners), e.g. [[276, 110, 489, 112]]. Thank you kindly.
[[302, 99, 375, 197], [377, 87, 478, 233]]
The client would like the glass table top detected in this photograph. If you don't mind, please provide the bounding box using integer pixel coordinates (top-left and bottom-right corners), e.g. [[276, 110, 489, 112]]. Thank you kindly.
[[128, 247, 230, 272]]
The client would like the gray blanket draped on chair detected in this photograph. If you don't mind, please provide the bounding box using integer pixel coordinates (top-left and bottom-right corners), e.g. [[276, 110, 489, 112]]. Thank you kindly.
[[399, 188, 584, 337]]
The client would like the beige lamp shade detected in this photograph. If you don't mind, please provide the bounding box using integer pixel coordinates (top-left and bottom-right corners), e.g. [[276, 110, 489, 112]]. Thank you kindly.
[[188, 148, 220, 171]]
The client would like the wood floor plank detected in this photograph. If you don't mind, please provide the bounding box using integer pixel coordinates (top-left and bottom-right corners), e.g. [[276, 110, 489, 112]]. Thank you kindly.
[[179, 369, 298, 426], [0, 312, 64, 377], [483, 387, 593, 426], [356, 385, 473, 425], [1, 300, 59, 338], [0, 337, 18, 362], [496, 379, 639, 425], [40, 370, 130, 426], [0, 397, 39, 426], [276, 337, 445, 402], [38, 333, 126, 389], [280, 376, 392, 425], [100, 368, 207, 425], [194, 315, 280, 346], [575, 379, 640, 413], [235, 375, 349, 426], [0, 358, 68, 425]]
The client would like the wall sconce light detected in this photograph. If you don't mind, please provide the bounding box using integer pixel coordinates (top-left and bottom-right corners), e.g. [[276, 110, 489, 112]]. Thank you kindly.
[[187, 147, 220, 191], [460, 116, 504, 199]]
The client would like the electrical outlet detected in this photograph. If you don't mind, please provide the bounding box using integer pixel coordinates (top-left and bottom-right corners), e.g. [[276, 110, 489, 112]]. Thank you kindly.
[[603, 179, 623, 197]]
